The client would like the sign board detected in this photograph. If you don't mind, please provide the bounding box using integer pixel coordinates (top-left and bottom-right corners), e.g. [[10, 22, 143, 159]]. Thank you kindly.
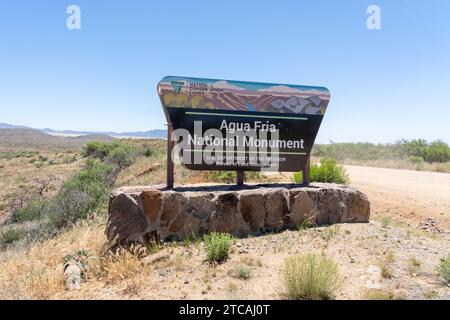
[[158, 76, 330, 172]]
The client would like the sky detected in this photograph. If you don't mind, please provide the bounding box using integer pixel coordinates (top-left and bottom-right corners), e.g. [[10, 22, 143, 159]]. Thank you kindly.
[[0, 0, 449, 144]]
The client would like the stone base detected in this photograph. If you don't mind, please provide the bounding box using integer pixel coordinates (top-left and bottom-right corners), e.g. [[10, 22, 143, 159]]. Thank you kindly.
[[105, 183, 370, 248]]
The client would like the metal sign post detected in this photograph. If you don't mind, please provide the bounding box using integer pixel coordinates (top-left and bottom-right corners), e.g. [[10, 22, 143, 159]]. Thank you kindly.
[[166, 124, 174, 189], [236, 171, 245, 186], [302, 156, 311, 186]]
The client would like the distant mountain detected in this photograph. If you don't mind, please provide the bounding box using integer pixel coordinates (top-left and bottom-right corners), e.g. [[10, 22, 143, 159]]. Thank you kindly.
[[0, 128, 115, 150], [42, 128, 167, 139], [0, 123, 167, 139], [0, 123, 31, 129]]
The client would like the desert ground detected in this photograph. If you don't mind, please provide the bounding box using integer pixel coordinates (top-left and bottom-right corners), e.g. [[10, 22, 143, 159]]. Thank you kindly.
[[345, 165, 450, 230], [0, 134, 448, 300]]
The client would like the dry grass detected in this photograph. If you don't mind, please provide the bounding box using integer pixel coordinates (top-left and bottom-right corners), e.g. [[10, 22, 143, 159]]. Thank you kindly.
[[98, 248, 145, 284], [281, 253, 341, 300], [0, 148, 83, 221], [0, 220, 105, 299], [363, 288, 405, 300]]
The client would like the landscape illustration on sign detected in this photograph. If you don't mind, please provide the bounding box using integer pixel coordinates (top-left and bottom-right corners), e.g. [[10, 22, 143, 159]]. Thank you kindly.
[[158, 76, 330, 115]]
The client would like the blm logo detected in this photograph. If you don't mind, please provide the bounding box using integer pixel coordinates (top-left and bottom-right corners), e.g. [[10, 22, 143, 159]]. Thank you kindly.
[[171, 81, 184, 93]]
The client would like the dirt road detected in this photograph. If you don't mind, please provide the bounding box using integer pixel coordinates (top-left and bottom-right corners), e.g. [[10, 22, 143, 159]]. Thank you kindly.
[[344, 165, 450, 229]]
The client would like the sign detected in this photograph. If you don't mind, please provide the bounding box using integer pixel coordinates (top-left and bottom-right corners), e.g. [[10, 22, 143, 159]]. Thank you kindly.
[[158, 76, 330, 172]]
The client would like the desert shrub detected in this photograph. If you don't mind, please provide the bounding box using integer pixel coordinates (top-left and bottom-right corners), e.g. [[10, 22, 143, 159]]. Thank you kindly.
[[63, 154, 78, 164], [281, 253, 340, 300], [0, 226, 24, 245], [313, 142, 398, 162], [203, 232, 232, 263], [379, 215, 393, 228], [437, 254, 450, 284], [107, 143, 135, 169], [12, 199, 51, 222], [143, 147, 153, 157], [434, 162, 450, 173], [293, 158, 349, 184], [84, 141, 135, 169], [312, 139, 450, 164], [424, 141, 450, 163], [408, 156, 424, 165], [232, 265, 251, 280], [46, 160, 114, 231], [84, 141, 120, 159], [400, 139, 450, 163]]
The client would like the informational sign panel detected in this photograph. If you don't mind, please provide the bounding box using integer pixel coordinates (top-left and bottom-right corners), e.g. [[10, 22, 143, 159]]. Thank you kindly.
[[158, 76, 330, 172]]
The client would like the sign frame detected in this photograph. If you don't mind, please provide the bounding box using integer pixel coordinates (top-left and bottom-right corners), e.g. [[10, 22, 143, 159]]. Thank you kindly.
[[158, 76, 330, 188]]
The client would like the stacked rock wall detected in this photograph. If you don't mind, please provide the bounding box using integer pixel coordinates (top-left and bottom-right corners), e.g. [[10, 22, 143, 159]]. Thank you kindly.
[[106, 183, 370, 248]]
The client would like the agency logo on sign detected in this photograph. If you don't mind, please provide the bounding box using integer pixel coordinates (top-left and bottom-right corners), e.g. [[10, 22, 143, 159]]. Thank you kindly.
[[171, 80, 184, 94], [158, 76, 330, 172]]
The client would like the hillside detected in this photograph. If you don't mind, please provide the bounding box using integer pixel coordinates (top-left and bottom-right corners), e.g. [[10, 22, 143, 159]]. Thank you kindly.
[[0, 122, 167, 139], [0, 129, 114, 151]]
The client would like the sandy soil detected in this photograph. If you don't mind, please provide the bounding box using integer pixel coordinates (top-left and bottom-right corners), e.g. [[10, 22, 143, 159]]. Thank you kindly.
[[344, 165, 450, 229], [53, 221, 450, 300]]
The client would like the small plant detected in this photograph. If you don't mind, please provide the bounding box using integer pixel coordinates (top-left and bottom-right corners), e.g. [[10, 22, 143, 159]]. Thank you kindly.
[[101, 248, 143, 283], [145, 241, 162, 254], [293, 158, 350, 184], [143, 147, 153, 157], [297, 218, 315, 231], [0, 226, 24, 245], [379, 251, 395, 279], [437, 253, 450, 284], [240, 256, 262, 267], [408, 257, 421, 275], [281, 253, 340, 300], [379, 215, 393, 228], [62, 249, 92, 279], [322, 225, 341, 241], [203, 232, 232, 263], [380, 263, 392, 279], [231, 265, 251, 280]]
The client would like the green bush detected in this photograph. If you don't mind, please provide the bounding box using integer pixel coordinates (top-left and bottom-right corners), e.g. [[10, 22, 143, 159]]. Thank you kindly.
[[84, 141, 120, 159], [143, 147, 153, 157], [293, 158, 349, 184], [437, 254, 450, 284], [0, 226, 24, 245], [84, 141, 135, 169], [46, 160, 115, 231], [425, 141, 450, 163], [107, 144, 135, 169], [204, 232, 232, 263], [312, 139, 450, 164], [232, 265, 251, 280], [12, 199, 50, 222], [408, 156, 424, 165], [281, 253, 341, 300]]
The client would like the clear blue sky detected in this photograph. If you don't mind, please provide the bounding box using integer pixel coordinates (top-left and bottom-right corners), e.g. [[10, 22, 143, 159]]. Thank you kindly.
[[0, 0, 449, 143]]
